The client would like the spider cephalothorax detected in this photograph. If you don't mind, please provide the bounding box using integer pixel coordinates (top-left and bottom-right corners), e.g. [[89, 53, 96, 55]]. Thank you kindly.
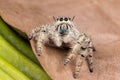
[[29, 17, 95, 79]]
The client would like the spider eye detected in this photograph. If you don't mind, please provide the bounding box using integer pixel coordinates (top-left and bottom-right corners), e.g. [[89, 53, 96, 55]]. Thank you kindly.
[[60, 18, 63, 21], [57, 18, 59, 21], [68, 18, 71, 20], [64, 17, 68, 21]]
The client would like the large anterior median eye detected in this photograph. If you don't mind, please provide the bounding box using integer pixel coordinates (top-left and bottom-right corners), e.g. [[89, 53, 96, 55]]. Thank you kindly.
[[60, 18, 63, 21], [64, 17, 68, 21]]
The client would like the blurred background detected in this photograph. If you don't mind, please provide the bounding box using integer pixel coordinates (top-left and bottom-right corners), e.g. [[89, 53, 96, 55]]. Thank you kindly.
[[0, 0, 120, 80]]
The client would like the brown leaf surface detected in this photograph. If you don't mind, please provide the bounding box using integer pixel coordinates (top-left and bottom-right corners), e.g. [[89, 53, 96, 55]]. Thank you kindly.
[[1, 0, 120, 80]]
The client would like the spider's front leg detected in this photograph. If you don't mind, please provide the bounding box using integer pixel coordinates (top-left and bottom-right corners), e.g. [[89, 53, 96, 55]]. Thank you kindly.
[[64, 52, 76, 65], [28, 27, 43, 56], [73, 47, 88, 79], [87, 48, 94, 72], [36, 38, 42, 56], [87, 42, 95, 72], [35, 29, 51, 56], [64, 44, 78, 65], [30, 25, 50, 56]]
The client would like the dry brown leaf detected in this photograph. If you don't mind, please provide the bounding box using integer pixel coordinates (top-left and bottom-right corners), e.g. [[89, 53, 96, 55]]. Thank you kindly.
[[0, 0, 120, 80]]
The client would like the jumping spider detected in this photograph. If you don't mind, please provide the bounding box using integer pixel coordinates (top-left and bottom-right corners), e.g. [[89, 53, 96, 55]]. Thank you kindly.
[[29, 17, 96, 79]]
